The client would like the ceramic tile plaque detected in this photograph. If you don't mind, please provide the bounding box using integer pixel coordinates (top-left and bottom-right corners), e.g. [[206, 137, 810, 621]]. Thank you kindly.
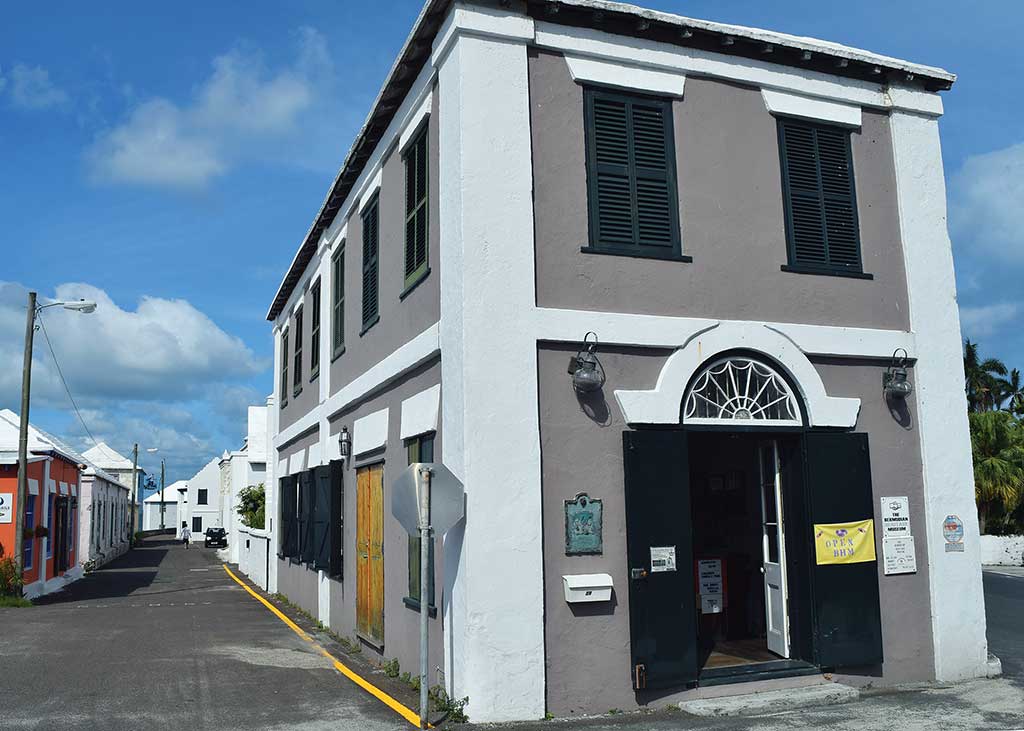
[[565, 492, 602, 555]]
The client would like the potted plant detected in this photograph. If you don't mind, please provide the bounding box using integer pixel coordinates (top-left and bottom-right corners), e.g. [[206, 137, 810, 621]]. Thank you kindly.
[[34, 525, 49, 539]]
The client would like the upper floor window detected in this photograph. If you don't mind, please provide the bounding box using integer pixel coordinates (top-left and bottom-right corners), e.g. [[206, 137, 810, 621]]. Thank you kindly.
[[361, 194, 380, 333], [583, 88, 682, 260], [777, 118, 866, 277], [310, 279, 321, 379], [280, 328, 289, 408], [332, 244, 345, 359], [197, 489, 208, 505], [293, 306, 303, 397], [403, 123, 429, 290]]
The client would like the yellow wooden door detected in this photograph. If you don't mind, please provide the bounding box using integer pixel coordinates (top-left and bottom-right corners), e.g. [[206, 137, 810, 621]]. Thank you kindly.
[[356, 464, 384, 644]]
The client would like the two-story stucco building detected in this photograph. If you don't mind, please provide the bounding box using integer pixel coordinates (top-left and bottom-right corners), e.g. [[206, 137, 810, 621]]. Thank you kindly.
[[263, 0, 987, 721]]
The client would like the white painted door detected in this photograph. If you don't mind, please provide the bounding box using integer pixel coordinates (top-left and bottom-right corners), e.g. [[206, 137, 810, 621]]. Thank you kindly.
[[759, 440, 790, 658]]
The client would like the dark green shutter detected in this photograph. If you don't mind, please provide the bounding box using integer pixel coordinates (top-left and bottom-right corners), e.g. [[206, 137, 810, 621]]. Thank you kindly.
[[330, 460, 344, 577], [332, 245, 345, 356], [585, 89, 680, 255], [802, 432, 883, 668], [779, 119, 863, 273], [280, 475, 297, 558], [404, 126, 429, 283], [313, 465, 332, 571], [361, 196, 379, 328], [299, 470, 315, 564]]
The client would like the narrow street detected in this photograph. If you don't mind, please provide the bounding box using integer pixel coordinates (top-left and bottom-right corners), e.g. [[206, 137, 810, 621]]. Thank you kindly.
[[2, 540, 1023, 730], [0, 538, 406, 731]]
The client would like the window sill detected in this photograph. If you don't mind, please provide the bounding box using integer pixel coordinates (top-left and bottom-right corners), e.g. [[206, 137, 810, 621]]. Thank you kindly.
[[780, 264, 874, 280], [399, 267, 431, 301], [331, 345, 346, 363], [403, 596, 437, 617], [309, 368, 319, 384], [359, 314, 380, 337], [581, 246, 692, 263], [280, 400, 288, 410], [292, 386, 303, 399]]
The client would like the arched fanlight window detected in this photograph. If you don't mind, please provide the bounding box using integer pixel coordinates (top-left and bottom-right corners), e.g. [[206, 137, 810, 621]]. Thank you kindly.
[[683, 356, 802, 426]]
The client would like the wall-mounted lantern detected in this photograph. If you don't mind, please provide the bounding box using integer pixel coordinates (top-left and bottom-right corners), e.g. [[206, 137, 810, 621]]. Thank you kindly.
[[339, 426, 352, 463], [568, 332, 606, 393], [883, 348, 914, 400]]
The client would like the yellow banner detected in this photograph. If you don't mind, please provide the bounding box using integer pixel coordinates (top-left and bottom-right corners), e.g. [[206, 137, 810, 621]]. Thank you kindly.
[[814, 520, 876, 565]]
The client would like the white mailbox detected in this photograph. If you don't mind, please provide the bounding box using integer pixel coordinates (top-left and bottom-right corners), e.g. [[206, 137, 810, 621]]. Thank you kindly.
[[562, 573, 614, 604]]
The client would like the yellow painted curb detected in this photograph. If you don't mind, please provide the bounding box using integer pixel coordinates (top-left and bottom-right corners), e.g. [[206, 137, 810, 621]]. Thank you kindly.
[[222, 564, 424, 727]]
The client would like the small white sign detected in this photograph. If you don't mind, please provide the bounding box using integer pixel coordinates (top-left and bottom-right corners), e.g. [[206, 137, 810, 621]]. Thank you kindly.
[[883, 536, 917, 575], [701, 594, 724, 614], [697, 559, 724, 595], [650, 546, 676, 573], [881, 496, 911, 537], [0, 492, 12, 524]]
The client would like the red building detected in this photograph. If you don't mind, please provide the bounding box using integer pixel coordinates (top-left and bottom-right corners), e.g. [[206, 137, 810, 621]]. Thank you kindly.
[[0, 410, 84, 598]]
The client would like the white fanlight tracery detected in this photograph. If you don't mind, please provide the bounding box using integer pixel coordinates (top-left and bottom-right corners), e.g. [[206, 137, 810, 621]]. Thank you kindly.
[[683, 357, 802, 426]]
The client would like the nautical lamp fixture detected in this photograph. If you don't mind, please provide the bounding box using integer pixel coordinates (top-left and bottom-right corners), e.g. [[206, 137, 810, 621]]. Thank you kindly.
[[883, 348, 914, 400], [568, 332, 606, 393], [339, 426, 352, 461]]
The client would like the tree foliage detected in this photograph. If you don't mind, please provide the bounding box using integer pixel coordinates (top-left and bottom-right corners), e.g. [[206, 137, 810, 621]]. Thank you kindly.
[[236, 483, 266, 530], [964, 340, 1024, 534]]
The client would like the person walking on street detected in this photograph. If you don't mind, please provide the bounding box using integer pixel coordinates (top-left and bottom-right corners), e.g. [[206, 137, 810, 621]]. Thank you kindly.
[[180, 525, 192, 549]]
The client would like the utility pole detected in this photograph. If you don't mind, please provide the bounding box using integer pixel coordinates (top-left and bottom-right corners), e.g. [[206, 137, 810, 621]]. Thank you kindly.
[[128, 443, 138, 544], [14, 291, 37, 574], [159, 459, 166, 530]]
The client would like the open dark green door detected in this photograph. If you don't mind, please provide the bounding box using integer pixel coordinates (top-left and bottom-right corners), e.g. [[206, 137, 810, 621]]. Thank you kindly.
[[623, 429, 697, 690], [803, 432, 883, 669]]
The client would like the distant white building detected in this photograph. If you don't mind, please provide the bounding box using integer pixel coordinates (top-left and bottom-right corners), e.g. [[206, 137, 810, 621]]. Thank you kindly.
[[142, 482, 185, 532], [82, 442, 148, 528], [178, 458, 221, 536], [219, 405, 269, 564]]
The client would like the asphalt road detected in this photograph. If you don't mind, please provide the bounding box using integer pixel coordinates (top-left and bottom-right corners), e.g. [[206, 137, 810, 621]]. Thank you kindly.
[[984, 566, 1024, 686], [0, 538, 407, 731]]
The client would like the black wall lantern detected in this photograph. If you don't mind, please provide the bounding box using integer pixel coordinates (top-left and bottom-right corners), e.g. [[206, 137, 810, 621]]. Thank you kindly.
[[568, 332, 606, 393], [883, 348, 914, 400], [339, 426, 352, 462]]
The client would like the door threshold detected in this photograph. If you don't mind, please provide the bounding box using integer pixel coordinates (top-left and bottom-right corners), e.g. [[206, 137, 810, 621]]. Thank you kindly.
[[699, 659, 819, 687]]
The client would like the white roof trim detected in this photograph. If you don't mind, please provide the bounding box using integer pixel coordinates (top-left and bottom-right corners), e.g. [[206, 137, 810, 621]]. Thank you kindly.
[[762, 88, 861, 127], [553, 0, 955, 84], [564, 53, 685, 97]]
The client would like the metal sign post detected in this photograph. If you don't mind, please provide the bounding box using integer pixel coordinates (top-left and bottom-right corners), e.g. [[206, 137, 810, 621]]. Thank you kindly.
[[391, 461, 464, 729], [418, 467, 431, 729]]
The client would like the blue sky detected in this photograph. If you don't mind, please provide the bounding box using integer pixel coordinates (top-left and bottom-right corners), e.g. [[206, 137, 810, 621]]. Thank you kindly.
[[1, 1, 1021, 482]]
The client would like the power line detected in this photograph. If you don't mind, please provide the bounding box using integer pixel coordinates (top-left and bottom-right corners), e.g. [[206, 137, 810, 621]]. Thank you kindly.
[[35, 311, 101, 452]]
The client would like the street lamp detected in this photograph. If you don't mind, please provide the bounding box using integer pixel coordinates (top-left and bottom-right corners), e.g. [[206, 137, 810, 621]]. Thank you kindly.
[[14, 293, 97, 576], [145, 450, 167, 531]]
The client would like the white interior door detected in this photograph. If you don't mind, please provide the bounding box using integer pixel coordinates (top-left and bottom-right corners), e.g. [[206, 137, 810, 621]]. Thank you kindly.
[[759, 440, 790, 658]]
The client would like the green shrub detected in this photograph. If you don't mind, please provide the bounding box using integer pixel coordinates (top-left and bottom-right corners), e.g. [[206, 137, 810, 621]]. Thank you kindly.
[[0, 542, 23, 598], [383, 658, 400, 678], [237, 484, 266, 529]]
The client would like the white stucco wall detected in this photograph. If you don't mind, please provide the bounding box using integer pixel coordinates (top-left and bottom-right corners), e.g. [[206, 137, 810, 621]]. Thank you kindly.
[[980, 535, 1024, 566]]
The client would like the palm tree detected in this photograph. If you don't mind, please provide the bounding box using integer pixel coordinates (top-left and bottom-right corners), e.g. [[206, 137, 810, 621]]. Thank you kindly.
[[1002, 368, 1024, 416], [964, 340, 1009, 412], [970, 411, 1024, 534]]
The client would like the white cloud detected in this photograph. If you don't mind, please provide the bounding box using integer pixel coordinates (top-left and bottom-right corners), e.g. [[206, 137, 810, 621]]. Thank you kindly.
[[87, 27, 332, 189], [958, 302, 1020, 338], [0, 281, 263, 406], [6, 64, 69, 110], [949, 142, 1024, 263]]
